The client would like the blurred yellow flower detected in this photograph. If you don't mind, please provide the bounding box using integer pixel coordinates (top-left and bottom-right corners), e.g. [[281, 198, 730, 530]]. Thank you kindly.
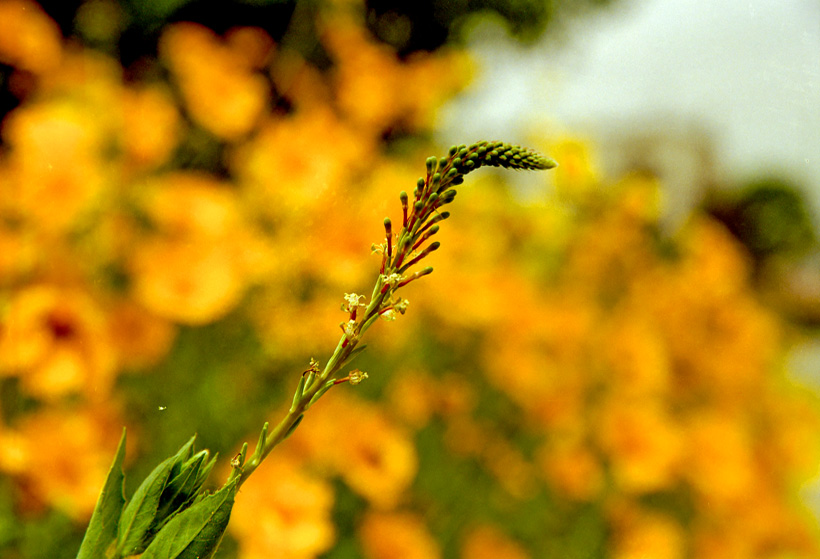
[[691, 478, 820, 559], [0, 404, 124, 520], [233, 106, 370, 218], [269, 49, 330, 110], [230, 455, 335, 559], [461, 524, 530, 559], [359, 511, 441, 559], [608, 502, 685, 559], [225, 26, 275, 70], [129, 172, 260, 325], [288, 394, 417, 509], [0, 214, 37, 283], [386, 371, 439, 429], [320, 15, 470, 134], [682, 411, 756, 507], [107, 300, 176, 370], [597, 399, 683, 494], [0, 0, 62, 75], [0, 283, 117, 401], [2, 98, 107, 233], [121, 84, 182, 171], [481, 291, 594, 431], [386, 371, 476, 429], [537, 440, 604, 502], [160, 23, 270, 140], [332, 402, 417, 509], [646, 219, 780, 403], [600, 306, 671, 399]]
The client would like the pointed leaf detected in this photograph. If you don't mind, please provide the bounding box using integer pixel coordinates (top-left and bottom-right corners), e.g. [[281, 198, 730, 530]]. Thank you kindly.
[[116, 436, 196, 556], [156, 450, 208, 521], [76, 429, 127, 559], [140, 479, 238, 559], [198, 454, 218, 487]]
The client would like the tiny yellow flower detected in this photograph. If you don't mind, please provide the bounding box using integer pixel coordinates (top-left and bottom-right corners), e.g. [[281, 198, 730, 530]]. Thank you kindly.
[[381, 273, 403, 287], [348, 369, 368, 385], [343, 293, 366, 310], [342, 319, 357, 339], [394, 299, 410, 314]]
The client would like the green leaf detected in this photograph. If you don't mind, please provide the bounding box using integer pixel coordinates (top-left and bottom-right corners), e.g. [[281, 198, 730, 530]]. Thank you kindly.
[[77, 428, 127, 559], [140, 479, 239, 559], [116, 436, 196, 556], [154, 450, 208, 524]]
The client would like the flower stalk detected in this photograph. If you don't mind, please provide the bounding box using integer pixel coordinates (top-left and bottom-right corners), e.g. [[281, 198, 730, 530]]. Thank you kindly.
[[230, 141, 555, 488], [76, 141, 554, 559]]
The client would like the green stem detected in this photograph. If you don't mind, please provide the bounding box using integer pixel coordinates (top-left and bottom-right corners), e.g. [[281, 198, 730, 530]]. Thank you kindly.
[[234, 334, 351, 487], [228, 141, 555, 488]]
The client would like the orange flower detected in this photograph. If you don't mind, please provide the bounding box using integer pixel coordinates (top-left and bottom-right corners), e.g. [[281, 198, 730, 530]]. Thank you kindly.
[[0, 0, 62, 75], [386, 371, 439, 429], [599, 306, 671, 399], [0, 284, 118, 401], [461, 524, 530, 559], [225, 26, 275, 70], [608, 502, 685, 559], [121, 84, 182, 171], [481, 436, 537, 499], [644, 221, 780, 404], [0, 404, 125, 520], [359, 511, 441, 559], [159, 23, 270, 140], [331, 401, 417, 509], [480, 291, 594, 431], [682, 411, 757, 507], [230, 455, 335, 559], [129, 172, 259, 324], [691, 487, 820, 559], [232, 106, 370, 218], [287, 394, 417, 509], [107, 300, 176, 371], [386, 371, 477, 429], [2, 99, 107, 233], [537, 441, 604, 502], [596, 399, 683, 494], [321, 15, 470, 134], [0, 212, 37, 283]]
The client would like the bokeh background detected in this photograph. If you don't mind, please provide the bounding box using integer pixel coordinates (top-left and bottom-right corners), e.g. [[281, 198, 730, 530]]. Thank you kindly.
[[1, 0, 820, 558]]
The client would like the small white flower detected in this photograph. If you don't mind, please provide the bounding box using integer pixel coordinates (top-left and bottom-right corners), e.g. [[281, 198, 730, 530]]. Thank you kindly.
[[348, 369, 369, 385], [394, 299, 410, 314], [344, 293, 366, 309], [380, 273, 403, 287], [380, 309, 397, 321], [343, 319, 358, 338]]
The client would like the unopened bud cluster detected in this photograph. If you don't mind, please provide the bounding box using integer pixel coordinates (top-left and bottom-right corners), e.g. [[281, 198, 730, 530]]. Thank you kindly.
[[367, 141, 555, 322]]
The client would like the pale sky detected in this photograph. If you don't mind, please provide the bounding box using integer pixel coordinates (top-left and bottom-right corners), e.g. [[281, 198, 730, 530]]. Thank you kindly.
[[442, 0, 820, 211]]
